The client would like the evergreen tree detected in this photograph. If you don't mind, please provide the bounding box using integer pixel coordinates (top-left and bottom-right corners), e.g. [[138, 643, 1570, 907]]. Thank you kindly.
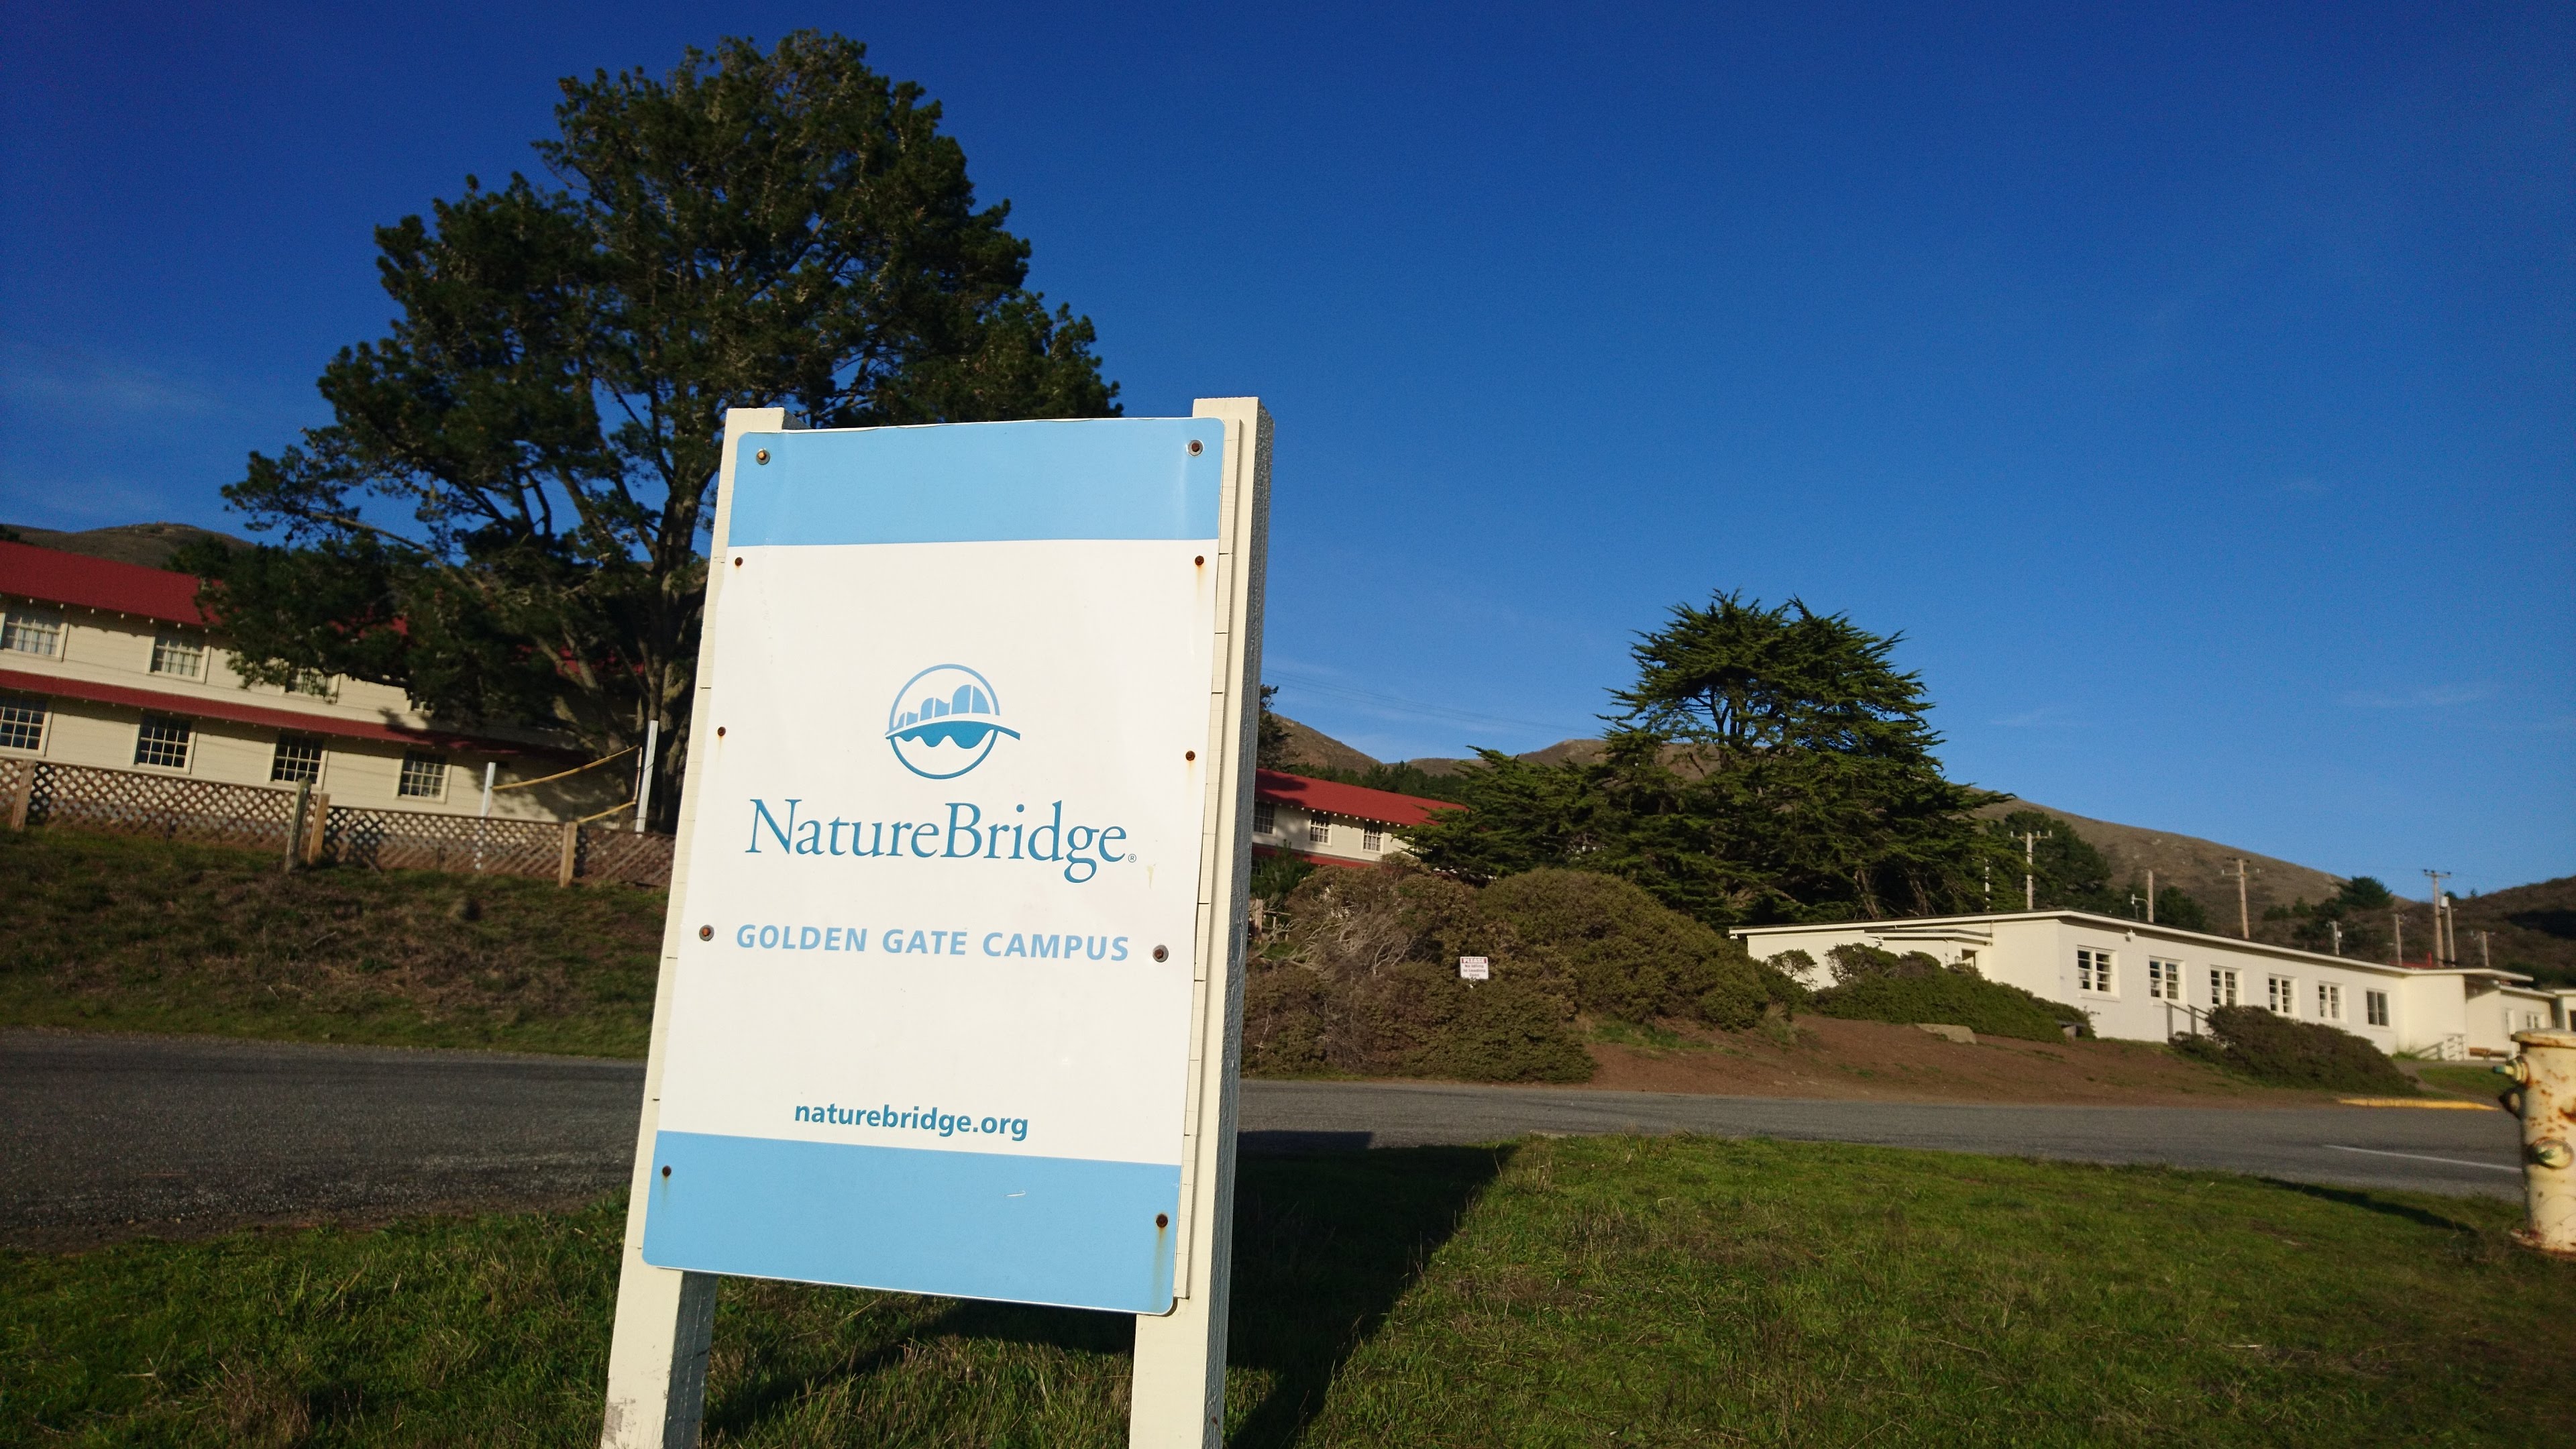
[[182, 33, 1117, 823], [1406, 592, 2005, 925]]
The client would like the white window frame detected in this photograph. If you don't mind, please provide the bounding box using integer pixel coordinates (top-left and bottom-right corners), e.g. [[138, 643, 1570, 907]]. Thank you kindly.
[[133, 712, 193, 771], [1252, 800, 1275, 836], [0, 692, 46, 753], [2147, 957, 2184, 1001], [2365, 989, 2390, 1027], [2210, 968, 2240, 1007], [2267, 975, 2297, 1015], [396, 750, 449, 800], [150, 633, 205, 678], [1305, 816, 1330, 846], [2, 606, 64, 657], [1362, 825, 1383, 852], [270, 733, 324, 786], [2076, 947, 2116, 996], [2316, 981, 2344, 1021]]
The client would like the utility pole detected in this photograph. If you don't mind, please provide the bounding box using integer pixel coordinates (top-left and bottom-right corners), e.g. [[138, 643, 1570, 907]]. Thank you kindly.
[[2146, 869, 2156, 924], [2019, 828, 2050, 912], [2477, 929, 2491, 972], [2392, 910, 2404, 966], [2220, 857, 2255, 939], [2330, 919, 2342, 956], [2422, 870, 2451, 966]]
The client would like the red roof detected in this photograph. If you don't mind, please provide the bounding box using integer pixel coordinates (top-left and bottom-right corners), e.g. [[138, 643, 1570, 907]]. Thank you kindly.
[[1252, 769, 1460, 828], [0, 541, 206, 627], [0, 667, 557, 757]]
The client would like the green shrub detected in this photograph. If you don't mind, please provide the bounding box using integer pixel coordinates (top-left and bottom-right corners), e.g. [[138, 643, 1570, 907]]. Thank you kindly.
[[1250, 851, 1317, 906], [1809, 971, 2083, 1043], [1243, 869, 1593, 1083], [1479, 868, 1786, 1026], [2172, 1006, 2415, 1093]]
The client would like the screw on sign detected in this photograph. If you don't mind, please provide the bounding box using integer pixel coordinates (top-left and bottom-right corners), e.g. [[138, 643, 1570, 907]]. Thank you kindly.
[[1458, 956, 1490, 982], [2497, 1028, 2576, 1258]]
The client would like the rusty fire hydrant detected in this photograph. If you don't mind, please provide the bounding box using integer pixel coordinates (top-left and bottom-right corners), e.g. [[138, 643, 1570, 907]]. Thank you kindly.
[[2498, 1029, 2575, 1257]]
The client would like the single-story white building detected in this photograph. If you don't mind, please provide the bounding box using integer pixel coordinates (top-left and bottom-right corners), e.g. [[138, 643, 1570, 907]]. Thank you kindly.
[[1732, 910, 2574, 1061], [1250, 768, 1457, 869]]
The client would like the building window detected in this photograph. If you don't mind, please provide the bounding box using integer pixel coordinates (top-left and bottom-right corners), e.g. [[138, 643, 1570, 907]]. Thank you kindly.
[[1362, 826, 1383, 851], [2147, 958, 2184, 1000], [2267, 975, 2296, 1014], [2365, 989, 2389, 1027], [2, 606, 64, 657], [2210, 968, 2239, 1007], [150, 633, 205, 678], [2316, 982, 2344, 1021], [397, 751, 448, 799], [289, 671, 334, 699], [0, 693, 45, 752], [1252, 800, 1275, 836], [270, 734, 323, 785], [1306, 816, 1330, 846], [133, 713, 193, 770], [2076, 948, 2115, 994]]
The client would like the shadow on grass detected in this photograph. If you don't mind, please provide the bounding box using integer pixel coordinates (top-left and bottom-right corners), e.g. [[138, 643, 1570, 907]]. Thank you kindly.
[[2263, 1179, 2485, 1235], [700, 1141, 1511, 1446], [1224, 1142, 1514, 1448]]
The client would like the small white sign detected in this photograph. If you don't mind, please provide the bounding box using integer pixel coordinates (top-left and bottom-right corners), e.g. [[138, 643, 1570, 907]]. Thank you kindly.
[[1458, 955, 1491, 981]]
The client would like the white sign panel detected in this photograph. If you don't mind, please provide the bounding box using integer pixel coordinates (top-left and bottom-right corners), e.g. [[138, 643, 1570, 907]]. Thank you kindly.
[[639, 418, 1232, 1313], [1458, 956, 1491, 981]]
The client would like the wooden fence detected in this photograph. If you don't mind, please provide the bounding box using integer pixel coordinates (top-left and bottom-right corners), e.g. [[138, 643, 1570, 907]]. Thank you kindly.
[[1, 758, 672, 888]]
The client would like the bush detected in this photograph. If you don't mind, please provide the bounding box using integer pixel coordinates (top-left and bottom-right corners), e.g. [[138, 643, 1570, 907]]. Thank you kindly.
[[1479, 868, 1789, 1027], [2171, 1006, 2416, 1093], [1250, 851, 1317, 906], [1809, 971, 2084, 1043], [1242, 868, 1594, 1083]]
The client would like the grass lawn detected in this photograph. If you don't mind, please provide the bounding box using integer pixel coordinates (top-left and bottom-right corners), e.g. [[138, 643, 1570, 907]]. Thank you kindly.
[[0, 826, 664, 1057], [2414, 1063, 2513, 1102], [6, 1136, 2566, 1447]]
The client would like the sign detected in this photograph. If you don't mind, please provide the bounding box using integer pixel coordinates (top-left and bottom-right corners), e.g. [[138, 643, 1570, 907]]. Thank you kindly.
[[635, 417, 1242, 1315], [1458, 956, 1491, 981]]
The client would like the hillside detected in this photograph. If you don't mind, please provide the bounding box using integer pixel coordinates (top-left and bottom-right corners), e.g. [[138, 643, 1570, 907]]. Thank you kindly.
[[1267, 712, 1379, 775], [2449, 876, 2576, 987], [1293, 716, 2570, 959], [0, 521, 246, 568], [1971, 797, 2345, 930]]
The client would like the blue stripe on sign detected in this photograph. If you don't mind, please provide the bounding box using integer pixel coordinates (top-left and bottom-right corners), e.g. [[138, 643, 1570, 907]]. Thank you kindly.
[[729, 417, 1222, 545], [639, 1131, 1181, 1313]]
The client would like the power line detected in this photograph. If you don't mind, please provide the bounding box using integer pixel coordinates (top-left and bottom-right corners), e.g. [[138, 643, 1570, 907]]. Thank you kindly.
[[1262, 668, 1595, 738]]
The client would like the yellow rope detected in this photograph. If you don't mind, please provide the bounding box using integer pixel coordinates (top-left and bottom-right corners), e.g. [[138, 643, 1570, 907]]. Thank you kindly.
[[493, 745, 639, 792], [568, 798, 639, 826]]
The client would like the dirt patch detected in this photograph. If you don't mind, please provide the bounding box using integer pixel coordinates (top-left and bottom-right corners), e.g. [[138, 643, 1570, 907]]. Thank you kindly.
[[1579, 1016, 2339, 1106]]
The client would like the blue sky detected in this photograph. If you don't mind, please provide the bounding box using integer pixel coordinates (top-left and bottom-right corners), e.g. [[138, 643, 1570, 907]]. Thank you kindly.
[[2, 2, 2569, 892]]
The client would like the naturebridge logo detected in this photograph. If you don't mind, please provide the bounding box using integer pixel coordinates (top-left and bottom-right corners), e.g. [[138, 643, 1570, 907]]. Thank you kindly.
[[885, 664, 1020, 780]]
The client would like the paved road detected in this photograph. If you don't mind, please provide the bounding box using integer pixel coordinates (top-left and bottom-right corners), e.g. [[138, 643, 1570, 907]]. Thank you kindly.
[[1, 1031, 2526, 1245], [1238, 1079, 2527, 1200]]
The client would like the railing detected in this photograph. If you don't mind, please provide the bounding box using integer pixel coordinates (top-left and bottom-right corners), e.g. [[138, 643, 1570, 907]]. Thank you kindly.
[[2, 758, 670, 888]]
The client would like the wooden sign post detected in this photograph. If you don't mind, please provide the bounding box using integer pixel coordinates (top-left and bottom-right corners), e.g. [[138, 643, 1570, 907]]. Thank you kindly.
[[599, 400, 1269, 1449]]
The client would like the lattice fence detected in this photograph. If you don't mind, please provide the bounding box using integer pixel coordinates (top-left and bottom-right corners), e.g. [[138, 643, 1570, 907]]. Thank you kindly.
[[322, 806, 564, 876], [6, 759, 672, 887], [580, 827, 677, 887], [27, 760, 299, 851]]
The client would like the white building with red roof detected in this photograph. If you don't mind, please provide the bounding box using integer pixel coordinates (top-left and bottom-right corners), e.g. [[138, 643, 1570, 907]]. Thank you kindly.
[[0, 539, 608, 820], [1250, 767, 1458, 868]]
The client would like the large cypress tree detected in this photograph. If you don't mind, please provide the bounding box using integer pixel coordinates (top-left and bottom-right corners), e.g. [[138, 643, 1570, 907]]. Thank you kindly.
[[1405, 593, 2007, 925], [184, 32, 1117, 822]]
